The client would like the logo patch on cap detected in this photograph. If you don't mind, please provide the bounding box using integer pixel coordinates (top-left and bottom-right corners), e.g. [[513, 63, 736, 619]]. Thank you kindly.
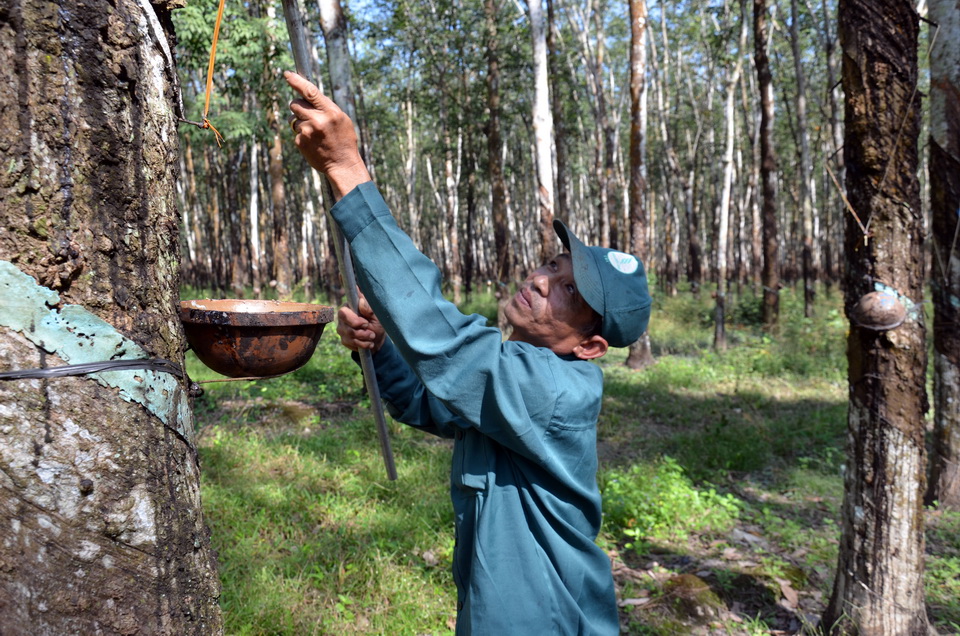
[[605, 251, 639, 275]]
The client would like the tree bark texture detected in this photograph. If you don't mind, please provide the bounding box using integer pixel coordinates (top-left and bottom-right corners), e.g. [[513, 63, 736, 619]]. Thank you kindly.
[[0, 0, 222, 633], [485, 0, 512, 331], [268, 103, 292, 297], [823, 1, 929, 632], [755, 0, 779, 329], [926, 0, 960, 509], [625, 0, 653, 369]]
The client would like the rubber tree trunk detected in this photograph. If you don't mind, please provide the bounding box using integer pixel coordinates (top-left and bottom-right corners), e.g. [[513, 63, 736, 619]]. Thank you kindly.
[[439, 87, 463, 305], [821, 0, 844, 286], [755, 0, 780, 329], [202, 146, 224, 292], [790, 0, 817, 318], [926, 0, 960, 509], [403, 93, 421, 247], [625, 0, 654, 369], [713, 0, 747, 353], [485, 0, 512, 332], [822, 1, 930, 632], [546, 0, 569, 225], [0, 0, 223, 633], [268, 101, 292, 297], [249, 138, 264, 296], [528, 0, 556, 262]]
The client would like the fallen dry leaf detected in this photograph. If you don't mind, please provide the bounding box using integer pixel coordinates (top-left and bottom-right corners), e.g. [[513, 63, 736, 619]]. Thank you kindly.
[[775, 577, 799, 608]]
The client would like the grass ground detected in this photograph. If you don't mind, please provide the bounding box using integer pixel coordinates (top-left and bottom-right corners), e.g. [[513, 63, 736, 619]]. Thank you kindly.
[[184, 284, 960, 635]]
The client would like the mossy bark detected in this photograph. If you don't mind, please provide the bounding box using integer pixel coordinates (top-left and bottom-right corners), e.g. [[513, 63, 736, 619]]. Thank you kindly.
[[823, 1, 930, 633], [0, 0, 222, 633]]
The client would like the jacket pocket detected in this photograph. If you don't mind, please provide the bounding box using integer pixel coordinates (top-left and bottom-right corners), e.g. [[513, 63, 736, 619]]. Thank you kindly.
[[452, 427, 489, 493]]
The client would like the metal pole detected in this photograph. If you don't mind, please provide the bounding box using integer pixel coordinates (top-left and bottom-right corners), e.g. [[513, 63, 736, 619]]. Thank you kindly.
[[280, 0, 397, 481]]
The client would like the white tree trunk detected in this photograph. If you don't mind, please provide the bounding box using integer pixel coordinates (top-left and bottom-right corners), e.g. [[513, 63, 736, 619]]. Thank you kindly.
[[249, 138, 262, 294], [403, 94, 421, 246], [714, 0, 748, 351], [528, 0, 556, 260], [318, 0, 362, 139]]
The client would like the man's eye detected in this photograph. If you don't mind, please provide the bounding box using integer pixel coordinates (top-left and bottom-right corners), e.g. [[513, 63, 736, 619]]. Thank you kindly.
[[549, 261, 558, 270], [567, 284, 576, 295]]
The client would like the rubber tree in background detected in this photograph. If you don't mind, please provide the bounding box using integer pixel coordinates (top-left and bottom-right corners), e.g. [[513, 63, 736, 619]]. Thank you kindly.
[[564, 0, 619, 250], [485, 0, 512, 332], [625, 0, 654, 369], [546, 0, 570, 225], [822, 0, 930, 631], [790, 0, 817, 318], [0, 0, 222, 632], [819, 0, 844, 285], [926, 0, 960, 510], [317, 0, 365, 293], [311, 0, 369, 148], [267, 2, 294, 298], [754, 0, 779, 328], [713, 0, 748, 352], [528, 0, 557, 262]]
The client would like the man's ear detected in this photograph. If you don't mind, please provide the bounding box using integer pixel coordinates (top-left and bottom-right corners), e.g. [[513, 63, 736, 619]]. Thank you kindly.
[[573, 335, 608, 360]]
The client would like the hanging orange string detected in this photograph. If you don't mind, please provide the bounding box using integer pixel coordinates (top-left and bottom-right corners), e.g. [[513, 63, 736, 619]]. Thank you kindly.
[[175, 0, 228, 144], [200, 0, 227, 147]]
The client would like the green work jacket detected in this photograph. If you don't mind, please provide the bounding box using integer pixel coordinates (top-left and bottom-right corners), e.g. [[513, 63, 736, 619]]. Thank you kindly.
[[332, 182, 619, 636]]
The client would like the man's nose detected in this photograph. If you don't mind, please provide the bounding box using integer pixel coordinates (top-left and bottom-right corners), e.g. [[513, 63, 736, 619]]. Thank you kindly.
[[532, 272, 549, 296]]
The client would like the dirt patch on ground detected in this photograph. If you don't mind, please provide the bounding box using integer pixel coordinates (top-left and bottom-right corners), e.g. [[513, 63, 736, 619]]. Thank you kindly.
[[608, 474, 839, 634], [610, 530, 828, 634]]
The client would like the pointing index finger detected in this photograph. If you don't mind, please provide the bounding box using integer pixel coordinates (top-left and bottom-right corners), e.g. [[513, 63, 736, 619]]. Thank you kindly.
[[284, 71, 335, 110]]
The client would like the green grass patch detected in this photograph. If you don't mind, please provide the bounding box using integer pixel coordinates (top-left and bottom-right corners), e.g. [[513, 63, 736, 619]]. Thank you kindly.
[[199, 408, 458, 634], [601, 456, 741, 549], [926, 508, 960, 630], [187, 319, 459, 634]]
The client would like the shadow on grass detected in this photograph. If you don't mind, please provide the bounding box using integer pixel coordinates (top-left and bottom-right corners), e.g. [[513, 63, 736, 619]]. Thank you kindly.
[[597, 366, 847, 480]]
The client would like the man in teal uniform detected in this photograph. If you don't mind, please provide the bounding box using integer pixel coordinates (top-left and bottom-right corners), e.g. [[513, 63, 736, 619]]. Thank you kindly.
[[285, 71, 651, 635]]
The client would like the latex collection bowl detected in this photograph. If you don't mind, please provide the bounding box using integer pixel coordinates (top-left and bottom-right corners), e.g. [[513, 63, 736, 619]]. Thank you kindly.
[[180, 299, 335, 378]]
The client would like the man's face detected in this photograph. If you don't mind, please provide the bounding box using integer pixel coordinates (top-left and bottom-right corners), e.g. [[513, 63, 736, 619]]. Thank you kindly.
[[505, 253, 600, 354]]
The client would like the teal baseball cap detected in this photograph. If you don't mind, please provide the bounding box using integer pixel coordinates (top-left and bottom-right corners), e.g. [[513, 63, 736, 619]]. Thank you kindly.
[[553, 220, 652, 347]]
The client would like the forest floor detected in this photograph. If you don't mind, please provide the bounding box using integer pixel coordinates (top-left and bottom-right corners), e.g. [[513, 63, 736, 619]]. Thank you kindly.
[[187, 285, 960, 635]]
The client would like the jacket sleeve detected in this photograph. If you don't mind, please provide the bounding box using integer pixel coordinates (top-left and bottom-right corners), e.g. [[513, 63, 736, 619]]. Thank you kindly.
[[366, 338, 462, 439], [331, 183, 595, 466]]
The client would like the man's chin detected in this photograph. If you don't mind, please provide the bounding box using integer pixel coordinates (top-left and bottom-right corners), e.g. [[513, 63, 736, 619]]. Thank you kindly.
[[502, 307, 525, 337]]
